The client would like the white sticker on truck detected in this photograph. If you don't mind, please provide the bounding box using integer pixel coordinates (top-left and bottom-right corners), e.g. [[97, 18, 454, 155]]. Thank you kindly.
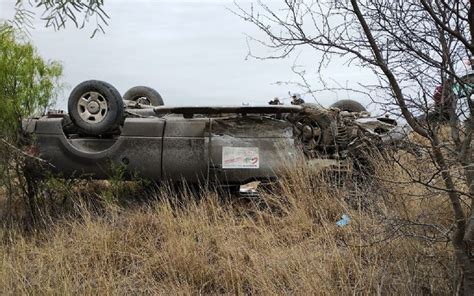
[[222, 147, 260, 169]]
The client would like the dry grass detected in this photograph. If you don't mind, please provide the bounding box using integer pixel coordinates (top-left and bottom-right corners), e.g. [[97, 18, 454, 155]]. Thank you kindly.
[[0, 156, 457, 295]]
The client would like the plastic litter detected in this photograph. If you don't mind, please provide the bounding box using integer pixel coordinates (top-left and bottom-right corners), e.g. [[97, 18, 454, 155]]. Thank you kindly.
[[336, 214, 350, 227]]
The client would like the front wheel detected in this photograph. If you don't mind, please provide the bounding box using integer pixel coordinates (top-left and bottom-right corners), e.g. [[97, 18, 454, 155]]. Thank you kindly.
[[330, 100, 367, 113], [123, 86, 164, 106]]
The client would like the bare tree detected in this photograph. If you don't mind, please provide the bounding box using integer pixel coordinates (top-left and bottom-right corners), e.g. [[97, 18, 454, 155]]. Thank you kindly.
[[6, 0, 109, 37], [235, 0, 474, 294]]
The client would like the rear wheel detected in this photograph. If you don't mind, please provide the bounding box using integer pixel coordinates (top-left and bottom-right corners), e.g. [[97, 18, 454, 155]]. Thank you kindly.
[[123, 86, 164, 106], [331, 100, 367, 113], [68, 80, 124, 135]]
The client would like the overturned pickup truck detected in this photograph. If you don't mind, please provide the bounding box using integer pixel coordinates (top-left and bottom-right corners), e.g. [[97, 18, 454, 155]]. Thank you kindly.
[[23, 80, 409, 189]]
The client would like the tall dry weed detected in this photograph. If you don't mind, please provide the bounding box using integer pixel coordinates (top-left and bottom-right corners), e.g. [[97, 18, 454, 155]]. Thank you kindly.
[[0, 156, 455, 294]]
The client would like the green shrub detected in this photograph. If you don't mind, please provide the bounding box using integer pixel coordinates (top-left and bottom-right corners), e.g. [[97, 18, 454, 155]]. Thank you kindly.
[[0, 24, 62, 226], [0, 24, 62, 143]]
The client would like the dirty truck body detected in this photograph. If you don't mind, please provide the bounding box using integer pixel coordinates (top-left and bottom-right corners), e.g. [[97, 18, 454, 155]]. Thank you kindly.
[[32, 109, 298, 186], [27, 80, 406, 187]]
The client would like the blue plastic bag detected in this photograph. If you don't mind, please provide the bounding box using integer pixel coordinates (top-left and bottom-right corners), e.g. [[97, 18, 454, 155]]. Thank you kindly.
[[336, 214, 350, 227]]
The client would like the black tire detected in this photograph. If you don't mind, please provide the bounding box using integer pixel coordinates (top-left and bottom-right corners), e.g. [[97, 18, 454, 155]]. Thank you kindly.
[[68, 80, 124, 135], [123, 86, 164, 106], [461, 74, 474, 85], [458, 74, 474, 99], [330, 100, 367, 113]]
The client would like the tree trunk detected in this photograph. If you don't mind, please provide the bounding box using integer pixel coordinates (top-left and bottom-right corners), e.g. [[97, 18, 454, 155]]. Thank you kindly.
[[462, 257, 474, 296], [428, 133, 473, 294], [465, 273, 474, 295]]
